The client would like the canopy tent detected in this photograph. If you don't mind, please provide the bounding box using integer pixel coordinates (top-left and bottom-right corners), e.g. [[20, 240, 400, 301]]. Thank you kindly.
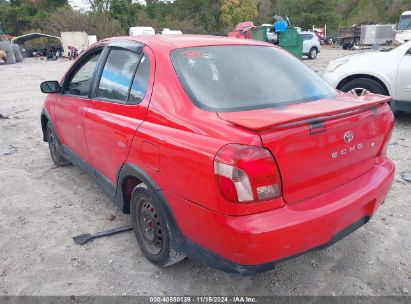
[[12, 33, 61, 45]]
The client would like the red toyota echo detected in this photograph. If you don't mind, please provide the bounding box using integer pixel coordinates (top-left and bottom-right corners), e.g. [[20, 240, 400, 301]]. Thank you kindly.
[[40, 35, 395, 274]]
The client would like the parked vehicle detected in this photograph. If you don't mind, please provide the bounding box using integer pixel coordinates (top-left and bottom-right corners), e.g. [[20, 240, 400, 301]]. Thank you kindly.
[[161, 28, 182, 35], [312, 27, 326, 44], [40, 35, 394, 274], [227, 21, 254, 39], [396, 11, 411, 44], [129, 26, 155, 36], [61, 32, 94, 58], [300, 31, 321, 59], [339, 24, 361, 49], [339, 24, 395, 49], [322, 40, 411, 113], [360, 24, 395, 45]]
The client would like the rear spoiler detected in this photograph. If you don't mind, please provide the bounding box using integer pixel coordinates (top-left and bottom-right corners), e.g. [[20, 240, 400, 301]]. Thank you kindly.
[[217, 93, 391, 131]]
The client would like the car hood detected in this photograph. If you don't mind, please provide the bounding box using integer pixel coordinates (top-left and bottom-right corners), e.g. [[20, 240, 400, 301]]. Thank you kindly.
[[335, 51, 384, 62]]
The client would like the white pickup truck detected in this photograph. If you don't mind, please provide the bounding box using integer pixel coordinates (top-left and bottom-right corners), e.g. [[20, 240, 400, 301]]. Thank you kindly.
[[396, 11, 411, 44]]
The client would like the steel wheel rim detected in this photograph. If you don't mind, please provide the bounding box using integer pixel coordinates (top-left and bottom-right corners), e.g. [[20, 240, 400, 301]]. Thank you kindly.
[[311, 49, 317, 58], [137, 197, 163, 255], [349, 88, 369, 96]]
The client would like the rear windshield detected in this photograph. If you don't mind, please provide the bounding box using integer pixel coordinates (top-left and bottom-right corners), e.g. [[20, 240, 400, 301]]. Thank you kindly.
[[170, 45, 336, 112]]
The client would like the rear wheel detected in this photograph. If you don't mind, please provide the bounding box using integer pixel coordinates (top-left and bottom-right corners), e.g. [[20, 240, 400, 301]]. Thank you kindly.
[[130, 184, 185, 267], [308, 47, 318, 59], [340, 78, 388, 96]]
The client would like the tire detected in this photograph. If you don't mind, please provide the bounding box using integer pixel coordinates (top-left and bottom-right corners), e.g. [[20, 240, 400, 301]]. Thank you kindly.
[[308, 47, 318, 59], [46, 122, 66, 166], [130, 184, 185, 267], [340, 78, 388, 96], [12, 45, 23, 62]]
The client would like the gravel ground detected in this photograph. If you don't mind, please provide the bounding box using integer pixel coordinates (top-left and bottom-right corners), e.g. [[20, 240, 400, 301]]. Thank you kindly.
[[0, 47, 410, 296]]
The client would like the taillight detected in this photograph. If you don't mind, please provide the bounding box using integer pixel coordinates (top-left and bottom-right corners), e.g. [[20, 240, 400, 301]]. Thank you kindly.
[[214, 144, 282, 203]]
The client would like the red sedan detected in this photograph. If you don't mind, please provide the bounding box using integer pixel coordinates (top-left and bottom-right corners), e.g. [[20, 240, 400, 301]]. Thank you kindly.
[[40, 35, 394, 274]]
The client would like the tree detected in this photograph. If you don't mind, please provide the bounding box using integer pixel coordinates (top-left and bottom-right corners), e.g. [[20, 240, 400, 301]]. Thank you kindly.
[[255, 0, 280, 24], [42, 6, 124, 38], [87, 0, 110, 13], [173, 0, 222, 34], [109, 0, 144, 31], [281, 0, 340, 31], [221, 0, 260, 30]]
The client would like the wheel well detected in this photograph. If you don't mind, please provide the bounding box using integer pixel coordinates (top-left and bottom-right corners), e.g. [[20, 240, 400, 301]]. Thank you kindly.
[[122, 175, 142, 213], [41, 114, 49, 142], [337, 74, 389, 95]]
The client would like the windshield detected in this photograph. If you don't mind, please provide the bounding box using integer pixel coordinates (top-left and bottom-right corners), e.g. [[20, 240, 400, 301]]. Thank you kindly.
[[399, 15, 411, 30], [170, 46, 336, 112]]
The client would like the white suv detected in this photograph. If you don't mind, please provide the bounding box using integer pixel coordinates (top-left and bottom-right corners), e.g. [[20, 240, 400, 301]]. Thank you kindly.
[[322, 41, 411, 113], [301, 31, 321, 59]]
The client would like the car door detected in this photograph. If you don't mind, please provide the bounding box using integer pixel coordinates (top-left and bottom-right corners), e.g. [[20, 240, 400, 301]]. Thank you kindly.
[[302, 34, 311, 53], [84, 42, 154, 191], [54, 47, 103, 166], [396, 46, 411, 102]]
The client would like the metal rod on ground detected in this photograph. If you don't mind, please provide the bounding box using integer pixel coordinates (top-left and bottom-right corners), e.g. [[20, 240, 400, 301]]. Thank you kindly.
[[72, 225, 133, 245]]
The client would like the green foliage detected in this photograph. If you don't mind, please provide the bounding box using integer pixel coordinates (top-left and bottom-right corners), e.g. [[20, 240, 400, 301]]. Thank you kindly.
[[1, 0, 411, 38], [0, 0, 67, 35], [109, 0, 144, 32], [338, 0, 411, 26], [221, 0, 260, 30], [281, 0, 341, 32]]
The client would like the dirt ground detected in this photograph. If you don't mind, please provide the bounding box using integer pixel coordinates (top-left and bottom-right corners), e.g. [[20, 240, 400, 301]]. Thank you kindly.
[[0, 46, 410, 296]]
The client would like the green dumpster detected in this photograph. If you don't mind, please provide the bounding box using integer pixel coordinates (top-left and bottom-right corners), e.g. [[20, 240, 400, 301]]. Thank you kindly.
[[251, 26, 271, 42], [279, 28, 303, 59]]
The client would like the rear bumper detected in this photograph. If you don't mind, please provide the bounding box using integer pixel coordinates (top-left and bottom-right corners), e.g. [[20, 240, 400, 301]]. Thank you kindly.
[[165, 159, 394, 274]]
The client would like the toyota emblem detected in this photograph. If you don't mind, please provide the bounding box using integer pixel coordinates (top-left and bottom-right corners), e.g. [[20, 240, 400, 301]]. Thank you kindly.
[[344, 131, 354, 143]]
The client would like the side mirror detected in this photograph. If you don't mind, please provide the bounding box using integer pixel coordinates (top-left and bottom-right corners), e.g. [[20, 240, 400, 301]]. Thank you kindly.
[[40, 81, 61, 93], [406, 48, 411, 55]]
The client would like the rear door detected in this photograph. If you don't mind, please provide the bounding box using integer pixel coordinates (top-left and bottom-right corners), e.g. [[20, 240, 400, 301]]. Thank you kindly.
[[54, 48, 102, 165], [396, 46, 411, 102], [84, 42, 154, 187], [302, 34, 313, 53]]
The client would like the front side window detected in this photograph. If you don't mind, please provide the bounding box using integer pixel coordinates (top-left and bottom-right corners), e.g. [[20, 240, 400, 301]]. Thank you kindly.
[[399, 15, 411, 30], [170, 46, 336, 112], [65, 51, 101, 96], [97, 49, 140, 103]]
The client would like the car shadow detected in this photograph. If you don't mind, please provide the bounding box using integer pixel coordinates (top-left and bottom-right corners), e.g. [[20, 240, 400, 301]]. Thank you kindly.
[[394, 112, 411, 123]]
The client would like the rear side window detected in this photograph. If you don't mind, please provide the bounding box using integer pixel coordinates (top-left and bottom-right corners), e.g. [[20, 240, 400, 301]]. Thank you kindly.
[[97, 49, 140, 103], [129, 54, 150, 104], [301, 34, 314, 41], [170, 46, 336, 112]]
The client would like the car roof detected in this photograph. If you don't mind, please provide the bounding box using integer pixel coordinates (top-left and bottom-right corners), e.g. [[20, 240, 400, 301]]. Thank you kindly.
[[101, 34, 272, 52]]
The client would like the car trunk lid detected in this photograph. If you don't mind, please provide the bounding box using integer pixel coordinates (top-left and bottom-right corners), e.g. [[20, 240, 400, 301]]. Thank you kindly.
[[218, 93, 393, 203]]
